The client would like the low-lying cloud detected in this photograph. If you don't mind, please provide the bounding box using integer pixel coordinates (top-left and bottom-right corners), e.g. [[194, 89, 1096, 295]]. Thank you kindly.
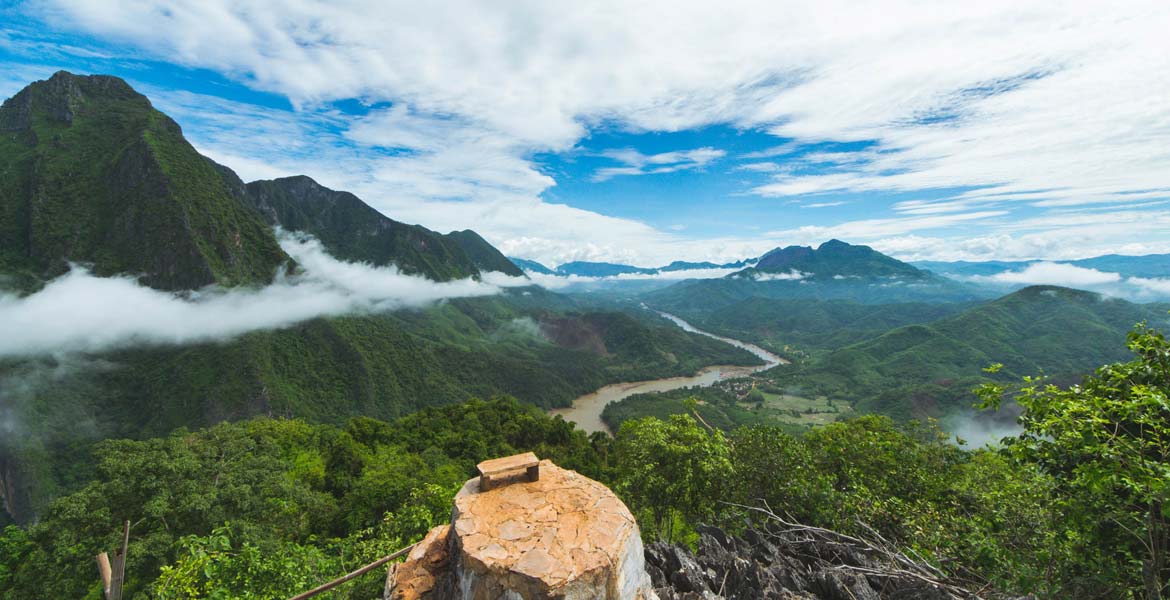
[[749, 269, 807, 282], [977, 262, 1121, 287], [967, 261, 1170, 301], [0, 231, 527, 358]]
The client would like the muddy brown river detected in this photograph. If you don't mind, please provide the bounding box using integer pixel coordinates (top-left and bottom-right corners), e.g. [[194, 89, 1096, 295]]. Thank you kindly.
[[548, 310, 786, 434]]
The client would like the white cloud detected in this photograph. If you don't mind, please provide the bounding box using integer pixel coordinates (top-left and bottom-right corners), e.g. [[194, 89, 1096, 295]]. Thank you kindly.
[[26, 0, 1170, 262], [1130, 277, 1170, 296], [0, 231, 524, 357], [975, 262, 1122, 287], [750, 269, 807, 282], [945, 261, 1170, 301]]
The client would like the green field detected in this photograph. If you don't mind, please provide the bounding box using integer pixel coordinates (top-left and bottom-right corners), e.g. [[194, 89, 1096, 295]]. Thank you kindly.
[[738, 390, 852, 425]]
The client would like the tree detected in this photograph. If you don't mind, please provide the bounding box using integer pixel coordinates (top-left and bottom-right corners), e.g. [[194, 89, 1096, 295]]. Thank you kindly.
[[730, 425, 831, 525], [614, 414, 732, 542], [980, 324, 1170, 599]]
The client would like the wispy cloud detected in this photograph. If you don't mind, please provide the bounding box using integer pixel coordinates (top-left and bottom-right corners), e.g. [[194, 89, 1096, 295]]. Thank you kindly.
[[768, 210, 1007, 241], [593, 147, 726, 182]]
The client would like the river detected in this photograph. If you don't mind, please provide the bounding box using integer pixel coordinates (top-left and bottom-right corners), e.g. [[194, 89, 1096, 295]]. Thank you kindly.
[[548, 310, 786, 434]]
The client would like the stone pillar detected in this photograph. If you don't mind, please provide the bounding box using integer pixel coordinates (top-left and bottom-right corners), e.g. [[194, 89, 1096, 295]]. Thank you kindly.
[[390, 460, 656, 600]]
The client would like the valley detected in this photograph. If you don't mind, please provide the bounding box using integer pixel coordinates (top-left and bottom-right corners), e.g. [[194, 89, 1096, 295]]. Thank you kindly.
[[549, 310, 784, 433]]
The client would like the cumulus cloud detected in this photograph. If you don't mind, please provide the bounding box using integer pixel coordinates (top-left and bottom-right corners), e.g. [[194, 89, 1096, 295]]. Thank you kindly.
[[0, 231, 526, 358], [20, 0, 1170, 263]]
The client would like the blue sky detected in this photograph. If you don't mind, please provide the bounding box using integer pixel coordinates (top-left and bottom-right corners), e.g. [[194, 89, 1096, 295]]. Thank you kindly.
[[3, 1, 1170, 267]]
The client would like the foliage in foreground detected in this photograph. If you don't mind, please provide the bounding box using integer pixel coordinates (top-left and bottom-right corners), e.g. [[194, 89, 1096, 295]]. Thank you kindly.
[[0, 398, 604, 599], [3, 325, 1168, 598]]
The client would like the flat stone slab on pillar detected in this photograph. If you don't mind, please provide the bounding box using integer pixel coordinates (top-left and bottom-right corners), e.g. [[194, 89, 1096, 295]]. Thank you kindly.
[[476, 452, 539, 491]]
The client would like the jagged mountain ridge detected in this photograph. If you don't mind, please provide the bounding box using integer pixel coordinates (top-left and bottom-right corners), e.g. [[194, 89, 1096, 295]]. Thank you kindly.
[[235, 174, 522, 280], [0, 71, 289, 291]]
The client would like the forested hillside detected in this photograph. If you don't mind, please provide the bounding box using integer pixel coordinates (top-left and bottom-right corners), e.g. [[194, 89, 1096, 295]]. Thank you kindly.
[[768, 285, 1169, 419], [6, 322, 1167, 599]]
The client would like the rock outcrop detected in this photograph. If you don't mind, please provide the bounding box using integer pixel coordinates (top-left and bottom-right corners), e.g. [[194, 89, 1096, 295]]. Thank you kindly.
[[644, 525, 1005, 600], [390, 459, 656, 599]]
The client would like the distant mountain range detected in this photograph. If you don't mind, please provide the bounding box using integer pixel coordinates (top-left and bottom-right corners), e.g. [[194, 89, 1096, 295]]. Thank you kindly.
[[646, 240, 986, 310], [915, 254, 1170, 279], [508, 257, 755, 278]]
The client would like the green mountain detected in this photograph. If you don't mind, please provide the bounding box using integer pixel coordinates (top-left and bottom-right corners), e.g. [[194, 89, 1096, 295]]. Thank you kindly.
[[0, 71, 288, 291], [769, 285, 1169, 419], [746, 239, 928, 280], [237, 175, 508, 280], [645, 240, 984, 313]]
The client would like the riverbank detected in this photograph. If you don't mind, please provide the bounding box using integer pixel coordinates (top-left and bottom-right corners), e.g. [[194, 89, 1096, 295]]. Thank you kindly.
[[549, 311, 785, 434]]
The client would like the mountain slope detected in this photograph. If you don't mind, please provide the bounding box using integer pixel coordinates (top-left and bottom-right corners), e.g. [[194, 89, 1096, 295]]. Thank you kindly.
[[0, 71, 288, 291], [770, 285, 1168, 419], [239, 175, 487, 280], [444, 230, 524, 277], [691, 297, 972, 355]]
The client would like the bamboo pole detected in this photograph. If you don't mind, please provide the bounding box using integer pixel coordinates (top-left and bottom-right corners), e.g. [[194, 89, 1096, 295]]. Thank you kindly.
[[288, 544, 415, 600]]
